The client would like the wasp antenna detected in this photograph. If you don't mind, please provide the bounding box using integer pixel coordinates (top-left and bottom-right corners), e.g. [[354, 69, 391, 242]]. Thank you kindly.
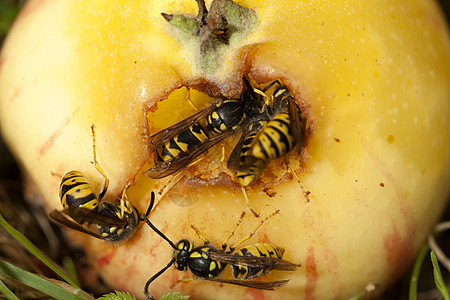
[[242, 76, 253, 90], [144, 259, 175, 300], [142, 195, 177, 250], [144, 191, 156, 217]]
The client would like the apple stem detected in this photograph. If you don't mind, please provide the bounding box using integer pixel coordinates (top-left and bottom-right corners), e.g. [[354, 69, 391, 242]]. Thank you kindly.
[[161, 0, 258, 72]]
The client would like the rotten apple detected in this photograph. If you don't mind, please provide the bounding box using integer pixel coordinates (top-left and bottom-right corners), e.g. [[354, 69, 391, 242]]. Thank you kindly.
[[0, 0, 449, 299]]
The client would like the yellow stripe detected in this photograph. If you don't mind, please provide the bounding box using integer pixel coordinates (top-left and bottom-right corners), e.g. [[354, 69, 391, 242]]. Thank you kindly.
[[190, 125, 208, 143], [190, 252, 202, 258]]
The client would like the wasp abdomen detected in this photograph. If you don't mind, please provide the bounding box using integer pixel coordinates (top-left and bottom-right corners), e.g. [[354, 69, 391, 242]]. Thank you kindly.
[[59, 171, 99, 210], [156, 123, 209, 163], [234, 121, 268, 186], [252, 112, 295, 160], [232, 244, 285, 280]]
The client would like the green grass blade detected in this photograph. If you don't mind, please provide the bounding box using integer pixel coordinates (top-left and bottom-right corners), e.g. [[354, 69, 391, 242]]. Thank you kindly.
[[431, 250, 450, 300], [408, 242, 430, 300], [348, 291, 364, 300], [0, 212, 79, 288], [0, 277, 20, 300], [62, 256, 81, 288], [0, 260, 91, 300]]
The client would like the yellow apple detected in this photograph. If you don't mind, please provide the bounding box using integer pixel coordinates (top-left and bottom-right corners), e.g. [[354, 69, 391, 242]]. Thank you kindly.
[[0, 0, 449, 299]]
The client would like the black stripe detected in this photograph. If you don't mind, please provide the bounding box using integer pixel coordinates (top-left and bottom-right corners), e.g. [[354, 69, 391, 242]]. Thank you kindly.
[[64, 191, 97, 208], [60, 178, 86, 198], [160, 143, 176, 159], [176, 124, 206, 150]]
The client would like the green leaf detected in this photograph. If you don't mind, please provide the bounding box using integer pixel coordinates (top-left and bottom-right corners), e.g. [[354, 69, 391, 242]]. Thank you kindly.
[[0, 260, 93, 300], [97, 291, 137, 300], [431, 250, 450, 300], [0, 212, 79, 288], [161, 13, 198, 36]]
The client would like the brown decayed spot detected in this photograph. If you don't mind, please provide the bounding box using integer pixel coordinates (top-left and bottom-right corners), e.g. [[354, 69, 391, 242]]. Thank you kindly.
[[305, 246, 318, 300], [263, 187, 277, 198]]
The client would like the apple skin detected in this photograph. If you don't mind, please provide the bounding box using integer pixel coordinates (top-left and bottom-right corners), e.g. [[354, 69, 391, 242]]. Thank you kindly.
[[1, 0, 450, 299]]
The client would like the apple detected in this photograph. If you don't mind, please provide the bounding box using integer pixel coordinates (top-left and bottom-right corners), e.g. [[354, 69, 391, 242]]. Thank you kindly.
[[0, 0, 449, 299]]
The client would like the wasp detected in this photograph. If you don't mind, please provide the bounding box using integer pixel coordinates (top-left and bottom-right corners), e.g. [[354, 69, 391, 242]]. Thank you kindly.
[[142, 191, 297, 299], [146, 94, 246, 179], [49, 125, 140, 242], [228, 79, 306, 186], [146, 76, 278, 180]]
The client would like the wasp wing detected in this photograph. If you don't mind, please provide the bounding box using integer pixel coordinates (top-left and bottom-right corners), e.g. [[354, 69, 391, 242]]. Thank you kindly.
[[227, 120, 268, 172], [206, 277, 290, 290], [288, 96, 305, 154], [63, 206, 129, 226], [149, 104, 217, 151], [227, 127, 248, 171], [209, 251, 298, 272], [147, 132, 230, 179], [49, 209, 105, 239]]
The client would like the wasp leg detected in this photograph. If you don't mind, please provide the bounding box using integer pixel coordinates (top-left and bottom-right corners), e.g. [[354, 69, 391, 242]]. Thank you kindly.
[[156, 170, 186, 197], [229, 209, 280, 253], [170, 277, 195, 289], [118, 180, 134, 219], [241, 186, 260, 218], [185, 86, 200, 111], [221, 211, 246, 251], [191, 224, 210, 245], [211, 145, 226, 171], [285, 156, 310, 203], [90, 124, 109, 201], [51, 171, 63, 178]]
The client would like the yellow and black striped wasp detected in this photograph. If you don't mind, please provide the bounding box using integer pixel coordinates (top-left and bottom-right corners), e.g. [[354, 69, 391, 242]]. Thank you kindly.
[[146, 94, 247, 179], [141, 191, 298, 299], [228, 78, 306, 186], [49, 125, 140, 242], [146, 76, 277, 180]]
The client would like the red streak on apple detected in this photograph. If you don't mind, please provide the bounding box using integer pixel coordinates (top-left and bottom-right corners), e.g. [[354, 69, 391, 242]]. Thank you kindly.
[[14, 0, 54, 25], [305, 247, 318, 300], [383, 224, 414, 281], [0, 57, 5, 73], [38, 108, 79, 156], [9, 86, 20, 103], [244, 287, 266, 300], [96, 248, 117, 269]]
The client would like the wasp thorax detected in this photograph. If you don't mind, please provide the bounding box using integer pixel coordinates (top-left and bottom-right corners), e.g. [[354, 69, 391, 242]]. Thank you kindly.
[[207, 99, 245, 133]]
